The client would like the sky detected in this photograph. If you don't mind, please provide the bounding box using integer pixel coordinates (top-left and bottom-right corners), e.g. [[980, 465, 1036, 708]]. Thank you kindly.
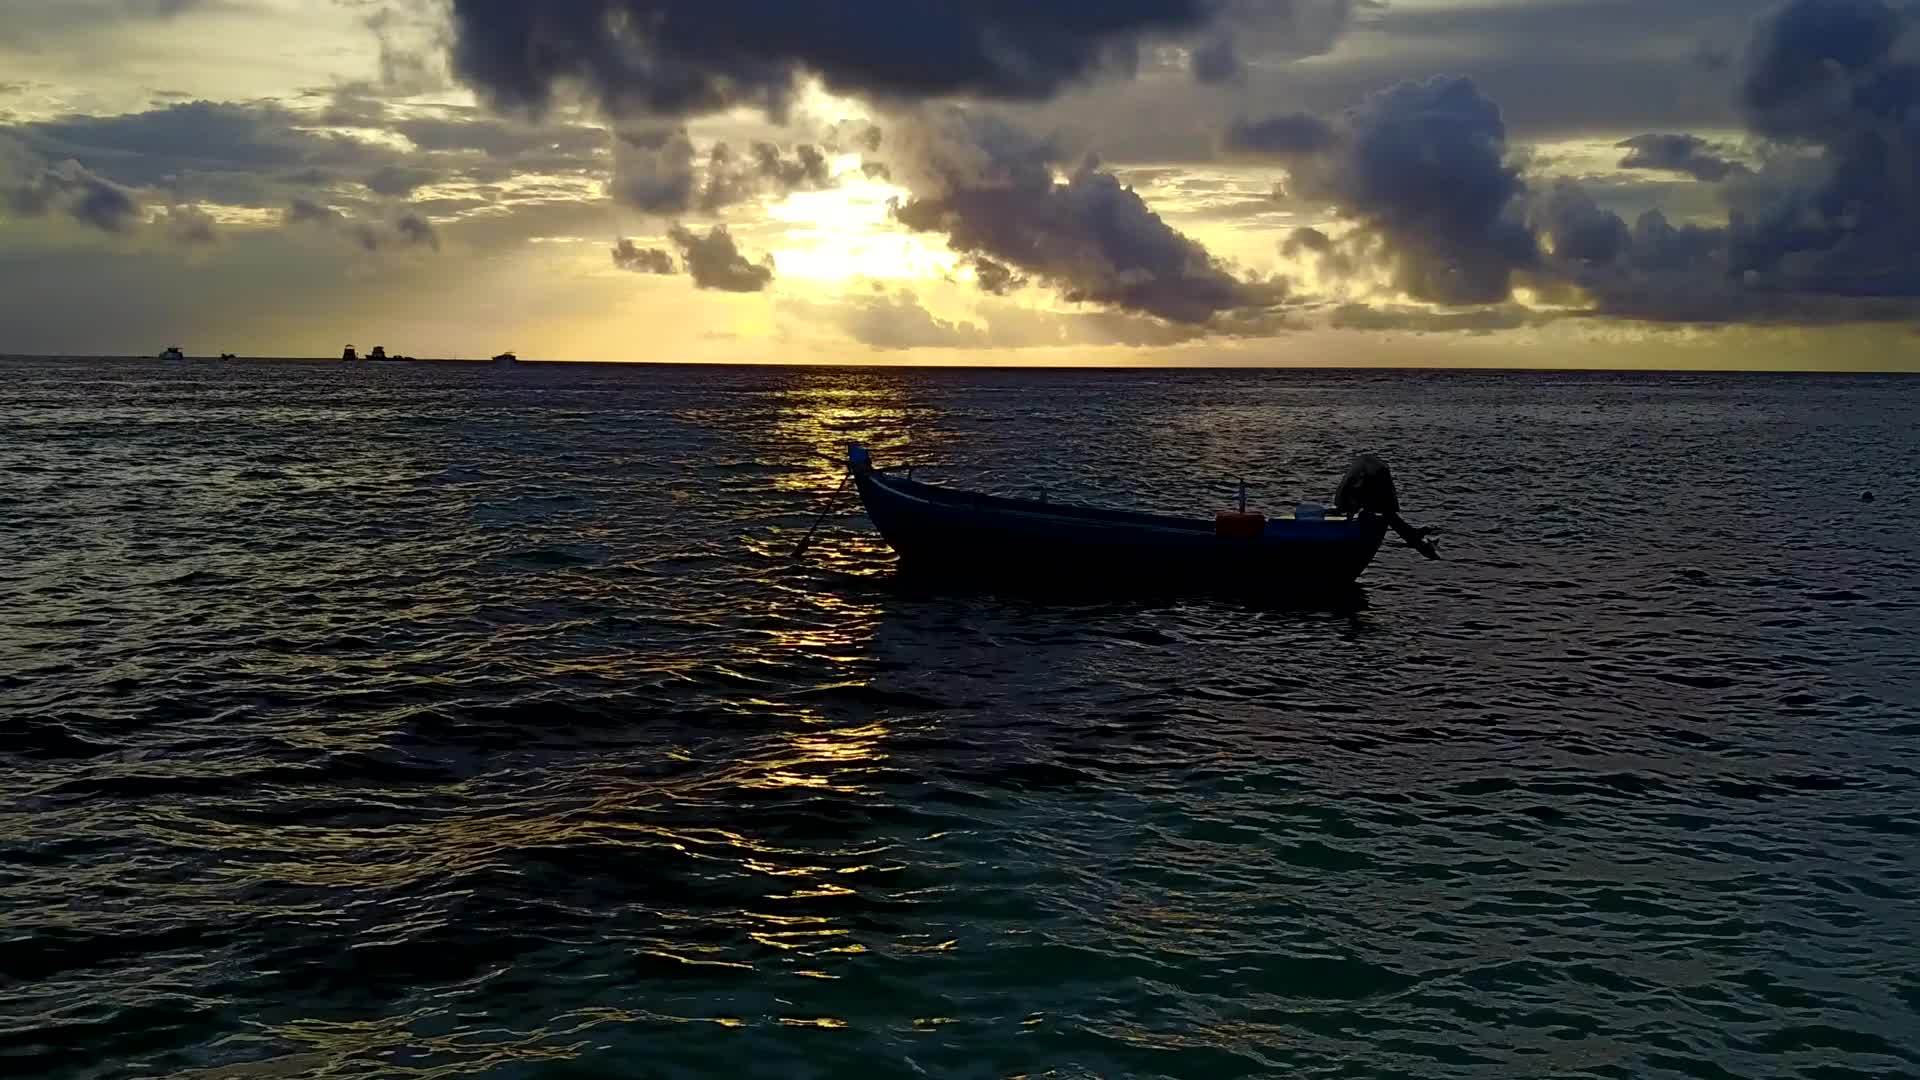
[[0, 0, 1916, 368]]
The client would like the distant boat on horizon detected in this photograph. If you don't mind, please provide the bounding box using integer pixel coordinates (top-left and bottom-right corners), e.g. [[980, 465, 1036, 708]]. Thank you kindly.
[[342, 345, 358, 361], [219, 352, 237, 361], [159, 346, 185, 362], [493, 351, 518, 366], [369, 345, 388, 361]]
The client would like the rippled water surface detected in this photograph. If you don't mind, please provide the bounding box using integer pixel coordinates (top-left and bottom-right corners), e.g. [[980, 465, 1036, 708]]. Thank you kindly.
[[4, 358, 1919, 1078]]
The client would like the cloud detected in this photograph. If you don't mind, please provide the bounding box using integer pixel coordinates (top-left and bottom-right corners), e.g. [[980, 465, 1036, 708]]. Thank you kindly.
[[446, 0, 1235, 120], [968, 255, 1026, 295], [612, 129, 841, 216], [612, 237, 675, 273], [393, 211, 440, 251], [668, 223, 772, 291], [362, 2, 450, 96], [1728, 0, 1920, 298], [830, 290, 988, 349], [1233, 76, 1538, 305], [610, 128, 696, 214], [1530, 180, 1630, 265], [1327, 301, 1540, 334], [362, 164, 437, 196], [0, 0, 213, 45], [697, 139, 834, 212], [1616, 134, 1747, 182], [283, 196, 344, 227], [388, 113, 606, 162], [890, 108, 1283, 324], [791, 289, 1211, 350], [161, 202, 217, 245], [284, 197, 440, 253], [1205, 0, 1383, 66], [3, 145, 143, 234], [1190, 35, 1243, 85], [1, 99, 610, 231], [1224, 112, 1338, 155]]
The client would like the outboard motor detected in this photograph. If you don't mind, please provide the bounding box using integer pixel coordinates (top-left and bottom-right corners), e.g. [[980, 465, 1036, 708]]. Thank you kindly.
[[1335, 453, 1441, 560]]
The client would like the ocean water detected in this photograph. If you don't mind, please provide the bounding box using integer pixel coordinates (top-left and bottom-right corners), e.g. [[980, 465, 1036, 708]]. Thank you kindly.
[[3, 357, 1918, 1079]]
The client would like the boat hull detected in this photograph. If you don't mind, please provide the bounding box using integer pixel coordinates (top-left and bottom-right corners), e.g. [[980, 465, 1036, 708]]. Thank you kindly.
[[852, 466, 1388, 591]]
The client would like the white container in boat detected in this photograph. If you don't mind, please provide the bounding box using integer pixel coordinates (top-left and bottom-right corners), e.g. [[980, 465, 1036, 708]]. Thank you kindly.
[[1294, 502, 1326, 521]]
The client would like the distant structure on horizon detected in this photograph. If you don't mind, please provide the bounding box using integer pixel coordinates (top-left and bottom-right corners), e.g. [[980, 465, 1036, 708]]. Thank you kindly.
[[159, 346, 185, 362], [493, 351, 518, 366], [341, 345, 358, 361]]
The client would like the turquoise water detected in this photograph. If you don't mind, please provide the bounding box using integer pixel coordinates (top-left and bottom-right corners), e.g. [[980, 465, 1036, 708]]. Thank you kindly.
[[2, 359, 1917, 1077]]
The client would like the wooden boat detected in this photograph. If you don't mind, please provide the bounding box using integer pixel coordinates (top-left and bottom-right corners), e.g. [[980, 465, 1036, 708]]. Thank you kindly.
[[846, 444, 1436, 590]]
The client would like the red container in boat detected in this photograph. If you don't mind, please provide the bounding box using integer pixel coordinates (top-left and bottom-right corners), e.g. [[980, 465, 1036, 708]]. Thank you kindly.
[[1215, 510, 1267, 539]]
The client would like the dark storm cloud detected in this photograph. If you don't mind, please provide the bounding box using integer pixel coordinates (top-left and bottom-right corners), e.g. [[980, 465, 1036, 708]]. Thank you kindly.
[[3, 146, 144, 234], [1223, 112, 1337, 155], [968, 255, 1026, 295], [161, 203, 217, 245], [0, 0, 214, 44], [700, 140, 835, 212], [17, 102, 354, 189], [612, 237, 675, 273], [364, 164, 437, 196], [64, 166, 141, 232], [446, 0, 1232, 120], [284, 196, 441, 253], [1625, 210, 1725, 275], [750, 142, 831, 193], [360, 2, 449, 96], [610, 128, 695, 214], [1190, 35, 1244, 85], [387, 114, 606, 161], [393, 211, 440, 250], [1533, 0, 1920, 317], [891, 109, 1281, 325], [1509, 0, 1920, 317], [1728, 0, 1920, 298], [319, 85, 390, 128], [1530, 181, 1629, 265], [284, 196, 344, 227], [667, 223, 772, 291], [1234, 76, 1537, 305], [611, 127, 844, 216], [0, 99, 610, 224], [1617, 134, 1747, 182]]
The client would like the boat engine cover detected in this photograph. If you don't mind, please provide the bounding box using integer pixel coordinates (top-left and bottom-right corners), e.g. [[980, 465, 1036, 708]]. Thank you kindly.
[[1333, 453, 1400, 517]]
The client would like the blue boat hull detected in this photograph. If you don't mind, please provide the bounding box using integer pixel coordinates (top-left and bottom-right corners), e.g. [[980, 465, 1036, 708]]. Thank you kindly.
[[851, 458, 1388, 590]]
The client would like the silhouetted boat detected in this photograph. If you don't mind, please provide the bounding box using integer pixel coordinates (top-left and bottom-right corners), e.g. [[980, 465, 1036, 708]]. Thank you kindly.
[[342, 345, 358, 361], [369, 345, 388, 360], [219, 352, 237, 361], [159, 346, 185, 362], [845, 443, 1436, 590], [493, 351, 518, 366]]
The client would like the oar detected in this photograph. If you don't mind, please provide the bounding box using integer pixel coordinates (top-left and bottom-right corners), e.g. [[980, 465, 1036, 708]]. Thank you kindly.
[[789, 472, 851, 562]]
